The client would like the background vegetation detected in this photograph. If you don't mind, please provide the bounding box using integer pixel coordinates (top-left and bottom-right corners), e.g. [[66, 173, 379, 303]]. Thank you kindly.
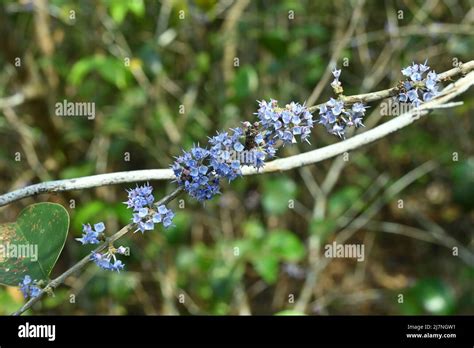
[[0, 0, 473, 315]]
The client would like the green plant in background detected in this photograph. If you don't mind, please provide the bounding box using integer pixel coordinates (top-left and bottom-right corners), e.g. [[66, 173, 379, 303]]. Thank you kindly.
[[0, 203, 69, 287], [0, 0, 473, 316], [400, 278, 455, 315]]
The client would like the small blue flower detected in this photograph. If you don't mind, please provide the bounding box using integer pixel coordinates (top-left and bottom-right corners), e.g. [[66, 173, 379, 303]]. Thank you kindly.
[[91, 252, 109, 270], [116, 246, 127, 255], [331, 124, 345, 138], [401, 65, 413, 77], [133, 203, 174, 233], [410, 72, 422, 82], [138, 207, 148, 218], [173, 145, 221, 201], [398, 60, 440, 106], [94, 222, 105, 233], [90, 251, 126, 272], [123, 182, 176, 231], [110, 260, 125, 272], [157, 205, 168, 214], [124, 183, 155, 212], [282, 111, 292, 124], [29, 286, 41, 298], [152, 213, 162, 223], [419, 60, 430, 73], [351, 102, 366, 113], [329, 98, 344, 115], [318, 98, 368, 139], [256, 99, 314, 144], [22, 275, 31, 285], [19, 275, 41, 299], [76, 222, 105, 245], [407, 89, 419, 102], [330, 68, 343, 91]]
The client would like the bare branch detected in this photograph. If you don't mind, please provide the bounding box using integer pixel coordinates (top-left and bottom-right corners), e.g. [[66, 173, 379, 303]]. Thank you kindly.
[[1, 61, 473, 207], [307, 59, 474, 111]]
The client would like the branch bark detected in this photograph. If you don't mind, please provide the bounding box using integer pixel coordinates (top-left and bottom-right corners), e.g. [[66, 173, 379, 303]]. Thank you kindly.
[[1, 61, 473, 207]]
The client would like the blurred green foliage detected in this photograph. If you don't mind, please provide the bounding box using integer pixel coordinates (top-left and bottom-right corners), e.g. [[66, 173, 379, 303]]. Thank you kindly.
[[400, 278, 455, 315], [0, 0, 473, 315]]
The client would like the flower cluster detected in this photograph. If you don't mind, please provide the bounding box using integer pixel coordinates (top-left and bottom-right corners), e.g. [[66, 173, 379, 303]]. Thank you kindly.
[[19, 275, 41, 299], [318, 68, 368, 139], [90, 245, 127, 272], [208, 128, 246, 181], [124, 183, 154, 211], [255, 99, 314, 144], [172, 146, 221, 201], [398, 60, 439, 106], [74, 221, 129, 272], [172, 100, 314, 201], [132, 204, 175, 232], [124, 182, 175, 232], [76, 222, 105, 245], [242, 121, 276, 169], [318, 98, 368, 139]]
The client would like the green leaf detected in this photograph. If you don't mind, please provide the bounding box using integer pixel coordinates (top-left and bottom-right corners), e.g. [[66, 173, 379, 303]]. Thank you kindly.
[[196, 52, 210, 73], [252, 255, 279, 284], [260, 30, 288, 58], [267, 230, 305, 262], [400, 278, 455, 315], [108, 0, 145, 24], [262, 177, 297, 215], [293, 24, 328, 40], [68, 55, 131, 89], [0, 203, 69, 286], [231, 239, 255, 258], [233, 65, 258, 100], [243, 219, 265, 240]]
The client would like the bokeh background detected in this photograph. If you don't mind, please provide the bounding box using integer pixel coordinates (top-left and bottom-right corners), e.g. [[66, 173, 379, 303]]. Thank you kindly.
[[0, 0, 473, 315]]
